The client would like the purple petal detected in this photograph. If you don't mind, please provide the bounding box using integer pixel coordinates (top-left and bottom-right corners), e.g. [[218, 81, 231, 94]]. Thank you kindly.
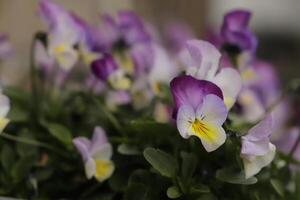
[[221, 10, 257, 52], [130, 43, 154, 74], [73, 137, 91, 162], [170, 75, 223, 118], [118, 11, 151, 45], [245, 115, 273, 141], [222, 10, 251, 32], [91, 54, 118, 81]]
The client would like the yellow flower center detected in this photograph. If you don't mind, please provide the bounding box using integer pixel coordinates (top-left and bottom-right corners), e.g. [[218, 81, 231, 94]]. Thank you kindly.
[[190, 119, 216, 142], [94, 159, 114, 180], [53, 44, 67, 54]]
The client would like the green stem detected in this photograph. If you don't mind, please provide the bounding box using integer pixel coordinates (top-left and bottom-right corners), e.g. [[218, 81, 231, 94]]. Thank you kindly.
[[30, 33, 40, 125], [0, 132, 67, 157], [93, 98, 122, 133]]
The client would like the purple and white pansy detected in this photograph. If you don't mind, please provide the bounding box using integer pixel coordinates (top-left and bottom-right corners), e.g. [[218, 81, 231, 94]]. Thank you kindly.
[[39, 0, 84, 71], [180, 40, 242, 110], [73, 127, 114, 182], [241, 115, 276, 178], [170, 75, 228, 152]]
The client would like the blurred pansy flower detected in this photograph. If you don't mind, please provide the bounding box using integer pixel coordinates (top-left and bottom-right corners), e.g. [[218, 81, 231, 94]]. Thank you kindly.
[[181, 40, 242, 110], [91, 53, 131, 90], [171, 75, 227, 152], [0, 34, 13, 60], [106, 90, 131, 111], [73, 127, 114, 182], [39, 0, 84, 71], [241, 115, 276, 178], [97, 11, 153, 75], [0, 90, 10, 133], [221, 10, 257, 54]]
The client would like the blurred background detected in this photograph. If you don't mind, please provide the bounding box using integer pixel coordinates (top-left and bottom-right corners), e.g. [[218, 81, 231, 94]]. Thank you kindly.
[[0, 0, 299, 85]]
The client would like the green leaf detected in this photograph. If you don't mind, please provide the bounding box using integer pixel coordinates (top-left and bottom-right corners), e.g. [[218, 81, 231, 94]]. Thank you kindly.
[[47, 123, 72, 146], [118, 143, 140, 155], [129, 120, 175, 136], [1, 144, 15, 172], [16, 131, 38, 157], [12, 155, 36, 182], [216, 167, 257, 185], [190, 184, 210, 194], [167, 186, 182, 199], [270, 179, 284, 197], [180, 152, 198, 181], [143, 147, 177, 178], [295, 172, 300, 199]]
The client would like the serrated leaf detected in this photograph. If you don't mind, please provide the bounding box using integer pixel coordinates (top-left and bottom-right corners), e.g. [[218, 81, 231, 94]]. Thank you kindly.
[[143, 147, 177, 178], [216, 167, 257, 185], [167, 186, 182, 199], [270, 179, 284, 197], [47, 123, 72, 146]]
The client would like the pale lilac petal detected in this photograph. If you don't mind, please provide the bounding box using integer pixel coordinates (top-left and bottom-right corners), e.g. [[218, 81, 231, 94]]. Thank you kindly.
[[0, 34, 13, 59], [90, 126, 108, 155], [176, 105, 195, 139], [186, 40, 221, 79], [170, 75, 223, 118], [212, 68, 242, 109], [241, 138, 270, 156], [73, 137, 91, 162], [196, 94, 228, 126], [34, 40, 54, 73], [245, 115, 273, 141]]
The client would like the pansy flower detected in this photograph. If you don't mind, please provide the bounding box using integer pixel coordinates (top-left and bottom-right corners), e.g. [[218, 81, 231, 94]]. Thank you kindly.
[[73, 127, 114, 182], [241, 115, 276, 178], [221, 10, 257, 54], [97, 11, 153, 75], [171, 75, 227, 152], [180, 40, 242, 110], [38, 0, 84, 71]]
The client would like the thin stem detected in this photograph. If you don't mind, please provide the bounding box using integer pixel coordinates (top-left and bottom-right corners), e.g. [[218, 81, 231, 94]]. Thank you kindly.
[[93, 98, 122, 133], [0, 132, 67, 157], [30, 33, 40, 124]]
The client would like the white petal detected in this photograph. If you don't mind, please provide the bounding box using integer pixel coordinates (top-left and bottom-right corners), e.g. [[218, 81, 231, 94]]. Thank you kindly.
[[212, 68, 242, 110], [238, 89, 265, 123], [84, 158, 96, 179], [92, 143, 113, 161], [198, 124, 226, 152], [186, 40, 221, 80], [177, 105, 195, 139], [196, 94, 228, 126], [242, 143, 276, 179], [0, 94, 10, 117]]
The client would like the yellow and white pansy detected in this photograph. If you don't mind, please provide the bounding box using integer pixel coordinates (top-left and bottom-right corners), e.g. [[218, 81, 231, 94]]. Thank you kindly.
[[0, 91, 10, 133], [73, 127, 115, 182]]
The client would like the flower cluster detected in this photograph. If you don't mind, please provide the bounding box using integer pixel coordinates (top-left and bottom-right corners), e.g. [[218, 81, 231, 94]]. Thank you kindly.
[[0, 1, 299, 199]]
